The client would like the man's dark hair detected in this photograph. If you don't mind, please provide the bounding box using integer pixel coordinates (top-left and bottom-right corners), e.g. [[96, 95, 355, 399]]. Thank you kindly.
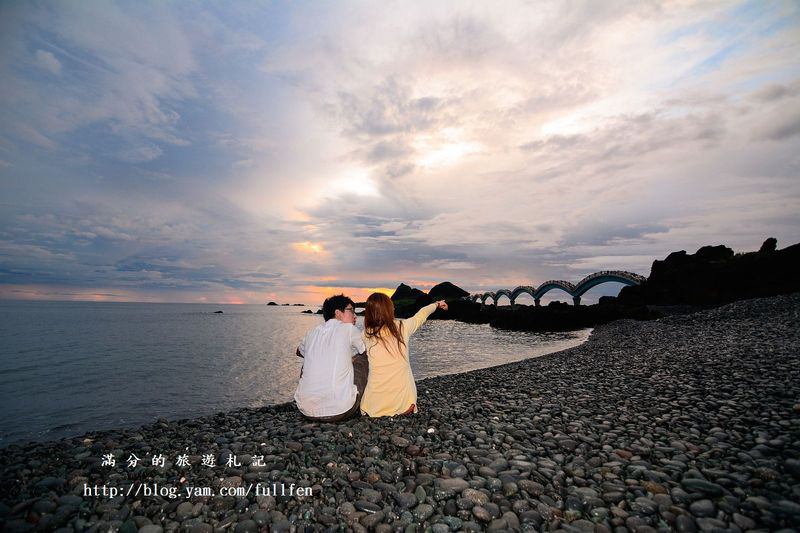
[[322, 294, 354, 321]]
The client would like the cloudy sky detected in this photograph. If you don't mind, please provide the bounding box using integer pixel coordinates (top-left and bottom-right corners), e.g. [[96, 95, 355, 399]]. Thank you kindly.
[[1, 1, 799, 305]]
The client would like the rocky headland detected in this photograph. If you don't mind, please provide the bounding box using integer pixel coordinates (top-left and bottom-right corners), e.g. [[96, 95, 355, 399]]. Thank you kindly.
[[388, 239, 800, 333], [2, 293, 798, 532]]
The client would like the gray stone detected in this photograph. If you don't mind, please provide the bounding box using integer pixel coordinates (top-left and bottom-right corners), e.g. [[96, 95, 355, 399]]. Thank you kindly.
[[413, 503, 434, 522], [355, 500, 381, 514], [361, 511, 385, 528], [472, 506, 491, 522], [394, 492, 418, 509], [688, 499, 715, 517], [234, 520, 258, 533], [175, 501, 194, 520], [680, 478, 724, 497]]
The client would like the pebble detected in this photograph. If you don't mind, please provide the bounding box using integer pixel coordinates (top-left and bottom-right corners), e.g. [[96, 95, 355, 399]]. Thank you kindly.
[[412, 503, 434, 522], [680, 478, 724, 497], [471, 506, 492, 522], [688, 499, 715, 517]]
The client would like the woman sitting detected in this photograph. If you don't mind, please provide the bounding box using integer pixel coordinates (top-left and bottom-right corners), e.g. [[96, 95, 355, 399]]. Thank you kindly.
[[360, 293, 448, 417]]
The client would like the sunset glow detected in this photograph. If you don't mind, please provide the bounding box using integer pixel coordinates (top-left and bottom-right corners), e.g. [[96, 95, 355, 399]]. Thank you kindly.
[[292, 242, 326, 255]]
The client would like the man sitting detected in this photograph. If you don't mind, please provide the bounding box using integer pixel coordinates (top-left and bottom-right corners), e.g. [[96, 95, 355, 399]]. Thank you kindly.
[[294, 294, 368, 422]]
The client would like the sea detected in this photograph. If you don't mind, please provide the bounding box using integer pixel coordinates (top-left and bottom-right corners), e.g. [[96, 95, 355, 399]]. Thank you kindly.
[[0, 300, 590, 446]]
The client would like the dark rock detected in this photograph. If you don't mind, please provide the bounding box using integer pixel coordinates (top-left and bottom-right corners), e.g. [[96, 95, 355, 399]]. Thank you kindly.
[[680, 479, 724, 497], [760, 237, 777, 253], [413, 503, 434, 522], [471, 506, 491, 522], [428, 282, 469, 301], [391, 283, 427, 301], [688, 499, 715, 517], [355, 500, 381, 514], [619, 239, 800, 306]]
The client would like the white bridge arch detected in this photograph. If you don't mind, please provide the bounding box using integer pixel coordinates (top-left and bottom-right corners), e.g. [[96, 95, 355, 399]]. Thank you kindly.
[[469, 270, 646, 307]]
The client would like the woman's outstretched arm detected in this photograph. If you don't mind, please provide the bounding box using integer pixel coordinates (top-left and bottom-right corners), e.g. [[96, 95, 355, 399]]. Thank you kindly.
[[405, 300, 448, 337]]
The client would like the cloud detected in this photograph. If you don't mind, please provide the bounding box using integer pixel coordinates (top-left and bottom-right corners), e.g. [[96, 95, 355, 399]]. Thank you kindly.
[[33, 50, 62, 75], [760, 111, 800, 141], [117, 144, 164, 163], [1, 2, 197, 158]]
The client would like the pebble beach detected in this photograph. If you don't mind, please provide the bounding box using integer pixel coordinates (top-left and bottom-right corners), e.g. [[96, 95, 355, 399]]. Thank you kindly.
[[1, 294, 799, 532]]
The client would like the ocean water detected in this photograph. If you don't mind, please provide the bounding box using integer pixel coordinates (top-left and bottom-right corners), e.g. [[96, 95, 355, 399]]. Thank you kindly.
[[0, 301, 590, 446]]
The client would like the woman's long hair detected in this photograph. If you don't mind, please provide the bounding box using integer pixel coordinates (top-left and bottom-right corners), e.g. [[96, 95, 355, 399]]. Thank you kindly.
[[364, 292, 406, 355]]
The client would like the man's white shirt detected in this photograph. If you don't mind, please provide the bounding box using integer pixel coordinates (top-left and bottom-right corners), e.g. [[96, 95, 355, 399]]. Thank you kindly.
[[294, 319, 366, 417]]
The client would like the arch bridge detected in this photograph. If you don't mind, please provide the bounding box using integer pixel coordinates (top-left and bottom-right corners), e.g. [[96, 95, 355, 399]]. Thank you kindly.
[[470, 270, 646, 308]]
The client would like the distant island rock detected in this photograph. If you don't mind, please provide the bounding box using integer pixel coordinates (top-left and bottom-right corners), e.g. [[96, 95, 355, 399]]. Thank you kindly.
[[301, 310, 314, 314], [266, 302, 278, 306], [428, 281, 470, 300], [391, 283, 427, 301], [389, 281, 469, 318], [214, 310, 223, 314]]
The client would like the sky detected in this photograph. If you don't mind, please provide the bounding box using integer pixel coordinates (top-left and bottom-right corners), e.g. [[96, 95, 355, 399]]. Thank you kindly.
[[1, 0, 799, 305]]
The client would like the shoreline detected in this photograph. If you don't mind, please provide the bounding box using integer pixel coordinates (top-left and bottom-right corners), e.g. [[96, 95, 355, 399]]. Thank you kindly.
[[1, 294, 798, 531]]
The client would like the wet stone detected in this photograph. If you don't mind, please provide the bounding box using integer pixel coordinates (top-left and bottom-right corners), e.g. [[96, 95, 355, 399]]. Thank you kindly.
[[394, 492, 418, 509], [436, 478, 469, 493], [502, 481, 518, 497], [675, 514, 697, 532], [175, 501, 194, 520], [457, 498, 475, 510], [355, 500, 381, 514], [569, 519, 597, 532], [590, 507, 609, 522], [631, 497, 658, 515], [695, 517, 726, 531], [772, 499, 800, 517], [440, 515, 463, 530], [670, 487, 692, 504], [391, 435, 411, 448], [502, 511, 520, 530], [413, 503, 434, 522], [472, 506, 492, 522], [443, 499, 458, 516], [484, 502, 501, 519], [360, 488, 382, 503], [31, 499, 57, 514], [732, 513, 756, 530], [234, 520, 258, 533], [361, 511, 385, 528], [680, 479, 724, 497], [487, 518, 507, 531], [689, 499, 715, 517]]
